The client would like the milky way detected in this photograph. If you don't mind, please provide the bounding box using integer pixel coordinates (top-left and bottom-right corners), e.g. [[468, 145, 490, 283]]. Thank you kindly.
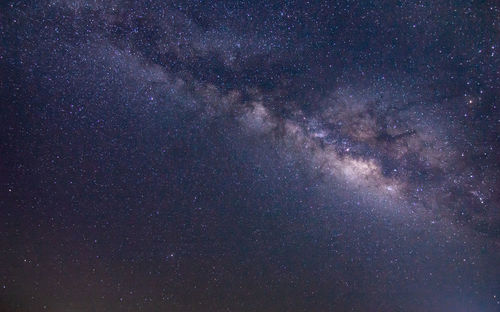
[[1, 1, 499, 311]]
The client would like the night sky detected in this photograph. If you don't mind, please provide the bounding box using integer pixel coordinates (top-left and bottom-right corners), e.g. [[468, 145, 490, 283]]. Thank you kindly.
[[1, 0, 499, 311]]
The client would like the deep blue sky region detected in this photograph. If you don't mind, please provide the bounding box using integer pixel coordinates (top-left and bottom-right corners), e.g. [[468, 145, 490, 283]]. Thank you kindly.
[[1, 1, 499, 311]]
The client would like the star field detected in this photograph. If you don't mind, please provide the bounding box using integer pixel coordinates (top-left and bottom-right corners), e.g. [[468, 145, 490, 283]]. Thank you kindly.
[[1, 0, 499, 311]]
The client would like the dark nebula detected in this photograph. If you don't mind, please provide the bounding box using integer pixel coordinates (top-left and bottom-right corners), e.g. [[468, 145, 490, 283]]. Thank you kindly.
[[1, 1, 499, 311]]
